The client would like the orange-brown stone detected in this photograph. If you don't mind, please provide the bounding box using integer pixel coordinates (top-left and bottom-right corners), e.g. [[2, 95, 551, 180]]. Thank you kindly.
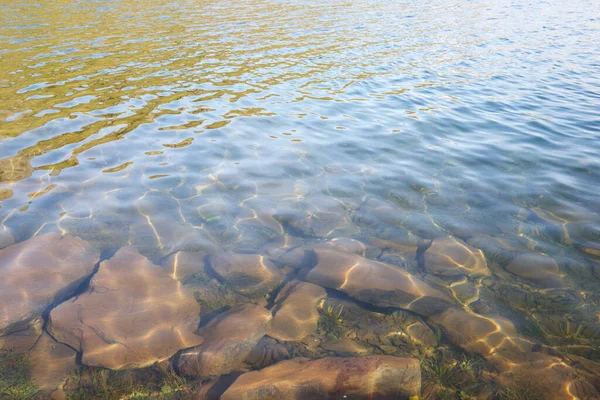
[[48, 246, 203, 369]]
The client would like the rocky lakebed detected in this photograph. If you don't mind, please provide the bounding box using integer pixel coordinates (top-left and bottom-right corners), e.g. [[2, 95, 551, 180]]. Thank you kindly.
[[1, 195, 600, 400]]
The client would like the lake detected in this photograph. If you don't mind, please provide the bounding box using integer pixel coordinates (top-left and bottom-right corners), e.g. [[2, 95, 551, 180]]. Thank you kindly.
[[1, 0, 599, 398]]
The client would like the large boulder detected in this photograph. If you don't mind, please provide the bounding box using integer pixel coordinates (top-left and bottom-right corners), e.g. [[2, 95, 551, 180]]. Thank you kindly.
[[48, 246, 203, 370], [268, 280, 327, 342], [221, 356, 421, 400], [306, 249, 452, 316], [177, 304, 272, 377], [0, 233, 99, 335], [423, 236, 489, 277], [208, 253, 284, 298]]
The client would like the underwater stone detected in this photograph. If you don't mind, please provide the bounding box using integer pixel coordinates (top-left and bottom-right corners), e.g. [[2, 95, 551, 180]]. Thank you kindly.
[[0, 233, 99, 335], [48, 246, 203, 370], [162, 250, 209, 281], [268, 280, 327, 342], [178, 304, 272, 378], [208, 252, 284, 298], [0, 226, 14, 249], [29, 332, 77, 396], [424, 236, 489, 277], [312, 237, 368, 255], [505, 252, 566, 288], [321, 338, 369, 356], [306, 249, 453, 317], [221, 356, 421, 400], [406, 321, 437, 347]]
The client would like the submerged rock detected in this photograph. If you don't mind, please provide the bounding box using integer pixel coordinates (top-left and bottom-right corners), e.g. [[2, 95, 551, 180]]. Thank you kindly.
[[178, 304, 272, 378], [321, 338, 370, 356], [208, 253, 284, 298], [244, 336, 290, 369], [0, 317, 44, 352], [505, 252, 566, 288], [306, 249, 452, 316], [430, 308, 524, 356], [48, 246, 203, 370], [221, 356, 421, 400], [268, 280, 327, 342], [0, 226, 14, 249], [423, 236, 489, 277], [162, 250, 209, 281], [29, 332, 77, 396], [0, 233, 99, 335]]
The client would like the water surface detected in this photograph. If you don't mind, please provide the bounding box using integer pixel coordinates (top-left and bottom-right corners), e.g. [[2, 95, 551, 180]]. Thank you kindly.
[[1, 0, 600, 398]]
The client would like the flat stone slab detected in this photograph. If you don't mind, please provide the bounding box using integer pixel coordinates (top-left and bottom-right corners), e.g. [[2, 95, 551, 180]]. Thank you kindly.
[[268, 280, 326, 341], [506, 252, 566, 288], [208, 253, 284, 298], [424, 236, 489, 277], [306, 249, 452, 316], [0, 233, 99, 335], [178, 304, 272, 378], [29, 332, 77, 396], [221, 356, 421, 400], [48, 246, 203, 370], [162, 250, 209, 281]]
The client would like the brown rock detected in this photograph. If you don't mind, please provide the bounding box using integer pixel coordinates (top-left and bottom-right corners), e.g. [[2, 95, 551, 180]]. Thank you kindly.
[[208, 253, 284, 298], [221, 356, 421, 400], [0, 233, 99, 335], [322, 338, 369, 356], [162, 250, 208, 281], [313, 237, 367, 256], [306, 249, 452, 316], [406, 321, 437, 347], [506, 252, 565, 288], [276, 247, 314, 270], [29, 332, 77, 394], [268, 280, 326, 342], [178, 304, 272, 377], [244, 336, 290, 369], [430, 308, 524, 356], [0, 317, 44, 352], [48, 246, 203, 369], [424, 236, 489, 276]]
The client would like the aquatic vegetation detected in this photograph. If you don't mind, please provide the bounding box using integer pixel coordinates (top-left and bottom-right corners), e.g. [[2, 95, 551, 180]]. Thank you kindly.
[[496, 386, 540, 400], [66, 366, 194, 400], [318, 303, 345, 339], [422, 356, 479, 398], [0, 350, 39, 400]]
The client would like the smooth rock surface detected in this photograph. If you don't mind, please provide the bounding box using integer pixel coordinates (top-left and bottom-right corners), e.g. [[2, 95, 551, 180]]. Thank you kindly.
[[48, 246, 203, 369], [162, 250, 209, 281], [0, 233, 99, 335], [208, 253, 284, 297], [424, 236, 489, 276], [221, 356, 421, 400], [306, 249, 452, 316], [178, 304, 272, 377], [268, 280, 326, 342], [505, 252, 565, 288], [0, 226, 14, 249], [29, 332, 77, 395], [321, 338, 370, 356]]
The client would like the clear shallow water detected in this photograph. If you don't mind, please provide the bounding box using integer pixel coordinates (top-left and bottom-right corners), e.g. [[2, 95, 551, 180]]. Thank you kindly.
[[1, 0, 600, 398]]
